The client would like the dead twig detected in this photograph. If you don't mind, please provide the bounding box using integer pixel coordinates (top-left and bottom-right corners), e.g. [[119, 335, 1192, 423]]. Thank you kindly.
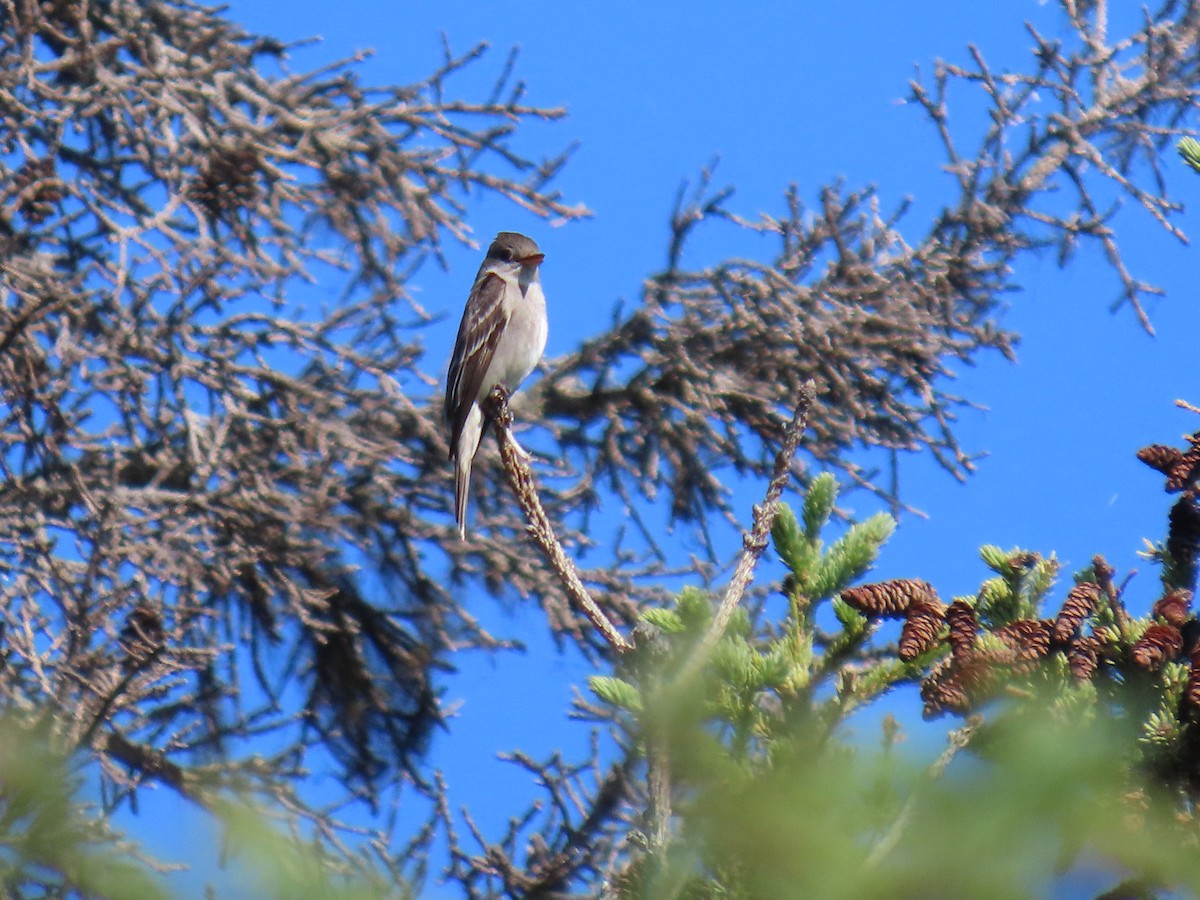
[[484, 387, 634, 654]]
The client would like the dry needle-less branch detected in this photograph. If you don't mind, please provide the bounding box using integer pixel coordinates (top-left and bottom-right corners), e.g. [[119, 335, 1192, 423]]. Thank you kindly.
[[508, 2, 1200, 558], [484, 387, 634, 654], [0, 0, 589, 879]]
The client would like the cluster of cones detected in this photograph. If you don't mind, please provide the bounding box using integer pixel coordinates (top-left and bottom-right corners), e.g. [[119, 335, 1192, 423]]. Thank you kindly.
[[838, 428, 1200, 718], [187, 144, 262, 218], [10, 156, 64, 225]]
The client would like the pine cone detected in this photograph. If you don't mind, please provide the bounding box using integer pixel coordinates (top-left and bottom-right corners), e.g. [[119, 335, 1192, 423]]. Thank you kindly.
[[958, 649, 1008, 693], [997, 618, 1052, 660], [188, 145, 262, 217], [899, 601, 945, 661], [1138, 444, 1184, 477], [13, 157, 63, 224], [1067, 635, 1101, 682], [841, 579, 938, 619], [991, 619, 1052, 675], [945, 600, 977, 659], [921, 651, 1007, 717], [1132, 623, 1184, 671], [1152, 588, 1193, 628], [119, 604, 165, 671], [1151, 433, 1200, 493], [1167, 446, 1200, 493], [920, 657, 970, 718], [1052, 582, 1101, 644]]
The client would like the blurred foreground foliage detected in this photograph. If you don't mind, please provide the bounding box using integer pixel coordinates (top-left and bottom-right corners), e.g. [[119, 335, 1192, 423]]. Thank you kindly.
[[623, 702, 1199, 899], [0, 713, 399, 898], [595, 450, 1200, 899]]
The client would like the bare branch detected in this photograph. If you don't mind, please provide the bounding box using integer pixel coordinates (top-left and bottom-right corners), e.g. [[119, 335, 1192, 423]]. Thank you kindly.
[[483, 387, 633, 654]]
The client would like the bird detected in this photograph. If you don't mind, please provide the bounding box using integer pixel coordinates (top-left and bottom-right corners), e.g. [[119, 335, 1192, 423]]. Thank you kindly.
[[444, 232, 548, 540]]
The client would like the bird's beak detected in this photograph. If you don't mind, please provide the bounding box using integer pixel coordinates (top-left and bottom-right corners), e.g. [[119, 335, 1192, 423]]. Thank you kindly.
[[520, 253, 545, 266]]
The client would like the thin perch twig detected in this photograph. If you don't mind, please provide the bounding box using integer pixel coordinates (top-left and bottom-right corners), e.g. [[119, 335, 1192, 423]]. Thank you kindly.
[[484, 387, 634, 653]]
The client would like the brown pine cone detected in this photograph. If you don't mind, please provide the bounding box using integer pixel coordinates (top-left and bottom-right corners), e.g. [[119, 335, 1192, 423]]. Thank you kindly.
[[841, 579, 939, 619], [1152, 588, 1193, 628], [997, 619, 1052, 660], [1067, 635, 1101, 682], [921, 657, 970, 718], [945, 600, 978, 659], [119, 604, 166, 671], [1138, 444, 1184, 478], [1132, 623, 1184, 671], [188, 145, 262, 217], [990, 619, 1052, 675], [899, 602, 946, 661], [1052, 582, 1101, 644], [1165, 435, 1200, 492]]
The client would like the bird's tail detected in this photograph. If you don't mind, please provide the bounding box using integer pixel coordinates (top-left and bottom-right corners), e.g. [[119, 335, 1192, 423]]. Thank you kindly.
[[454, 448, 471, 541], [451, 405, 484, 541]]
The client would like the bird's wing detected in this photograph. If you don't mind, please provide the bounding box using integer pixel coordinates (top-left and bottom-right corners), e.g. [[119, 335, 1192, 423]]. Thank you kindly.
[[445, 271, 510, 454]]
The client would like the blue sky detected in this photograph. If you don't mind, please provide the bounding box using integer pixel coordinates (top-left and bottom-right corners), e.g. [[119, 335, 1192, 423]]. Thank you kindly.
[[117, 1, 1198, 893]]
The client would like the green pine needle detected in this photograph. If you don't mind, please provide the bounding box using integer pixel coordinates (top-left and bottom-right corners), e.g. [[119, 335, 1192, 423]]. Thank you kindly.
[[808, 512, 895, 599], [589, 675, 642, 712], [802, 473, 838, 540], [642, 607, 687, 633], [772, 503, 813, 576], [1178, 136, 1200, 174]]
